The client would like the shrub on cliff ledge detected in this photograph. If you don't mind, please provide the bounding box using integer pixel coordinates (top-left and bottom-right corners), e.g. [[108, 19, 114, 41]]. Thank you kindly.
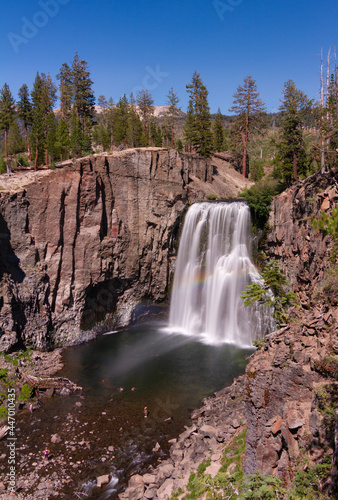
[[313, 206, 338, 239], [241, 260, 296, 325], [240, 179, 281, 229], [313, 207, 338, 303]]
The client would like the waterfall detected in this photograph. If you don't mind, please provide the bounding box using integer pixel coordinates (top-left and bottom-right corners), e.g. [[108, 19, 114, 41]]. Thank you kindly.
[[168, 202, 275, 346]]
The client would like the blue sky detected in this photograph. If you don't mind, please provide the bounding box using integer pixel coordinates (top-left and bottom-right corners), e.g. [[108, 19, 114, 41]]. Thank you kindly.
[[0, 0, 337, 114]]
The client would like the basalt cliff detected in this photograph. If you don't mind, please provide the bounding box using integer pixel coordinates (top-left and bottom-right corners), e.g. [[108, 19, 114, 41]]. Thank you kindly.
[[0, 148, 249, 352]]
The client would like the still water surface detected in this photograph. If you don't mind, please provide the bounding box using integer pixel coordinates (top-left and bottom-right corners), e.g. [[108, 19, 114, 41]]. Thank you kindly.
[[21, 322, 253, 498]]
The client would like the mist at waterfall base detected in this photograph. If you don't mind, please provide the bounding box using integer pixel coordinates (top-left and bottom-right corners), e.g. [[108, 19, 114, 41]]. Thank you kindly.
[[167, 201, 275, 346]]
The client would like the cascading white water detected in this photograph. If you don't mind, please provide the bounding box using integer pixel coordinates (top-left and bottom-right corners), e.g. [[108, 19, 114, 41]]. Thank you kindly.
[[168, 201, 275, 346]]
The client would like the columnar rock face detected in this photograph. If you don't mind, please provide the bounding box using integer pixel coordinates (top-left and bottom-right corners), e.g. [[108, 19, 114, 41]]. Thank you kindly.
[[266, 171, 338, 307], [0, 148, 212, 351], [243, 170, 338, 485]]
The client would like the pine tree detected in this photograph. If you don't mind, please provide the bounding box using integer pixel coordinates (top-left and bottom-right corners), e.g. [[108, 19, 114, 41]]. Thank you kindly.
[[213, 108, 225, 152], [92, 122, 110, 150], [150, 122, 162, 147], [316, 52, 338, 172], [0, 83, 16, 159], [326, 73, 338, 168], [184, 99, 196, 152], [229, 75, 266, 177], [56, 117, 70, 161], [69, 105, 82, 158], [136, 89, 154, 142], [114, 95, 129, 146], [17, 83, 32, 151], [71, 53, 95, 127], [92, 94, 113, 151], [165, 87, 180, 148], [82, 116, 93, 155], [56, 62, 73, 122], [127, 93, 144, 147], [97, 94, 107, 117], [31, 73, 57, 119], [7, 120, 25, 156], [46, 111, 58, 163], [106, 97, 115, 150], [30, 72, 57, 168], [184, 71, 213, 157], [276, 80, 309, 185], [30, 104, 45, 169]]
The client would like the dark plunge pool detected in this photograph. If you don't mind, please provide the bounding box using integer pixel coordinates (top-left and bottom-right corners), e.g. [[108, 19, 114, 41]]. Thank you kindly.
[[17, 322, 253, 498]]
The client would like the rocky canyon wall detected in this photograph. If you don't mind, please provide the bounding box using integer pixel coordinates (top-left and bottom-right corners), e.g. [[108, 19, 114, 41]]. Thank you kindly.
[[0, 148, 213, 352], [243, 170, 338, 486], [119, 170, 338, 499]]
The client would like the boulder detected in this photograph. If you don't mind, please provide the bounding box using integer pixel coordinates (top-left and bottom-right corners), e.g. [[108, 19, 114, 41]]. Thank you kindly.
[[156, 478, 174, 499], [204, 462, 221, 478], [97, 475, 110, 488], [199, 425, 218, 439]]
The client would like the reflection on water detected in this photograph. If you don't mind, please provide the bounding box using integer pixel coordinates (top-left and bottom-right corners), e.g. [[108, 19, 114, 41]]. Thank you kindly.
[[21, 322, 252, 498], [61, 322, 252, 411]]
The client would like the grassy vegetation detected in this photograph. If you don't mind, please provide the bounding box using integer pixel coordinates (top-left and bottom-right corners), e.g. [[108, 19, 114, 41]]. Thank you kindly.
[[0, 349, 34, 420], [207, 194, 218, 200]]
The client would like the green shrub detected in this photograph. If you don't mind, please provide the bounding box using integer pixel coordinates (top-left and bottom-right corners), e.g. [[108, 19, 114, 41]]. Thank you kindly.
[[0, 157, 6, 174], [240, 179, 281, 229], [241, 472, 287, 499], [249, 159, 265, 182], [0, 405, 8, 419], [316, 384, 337, 447], [16, 154, 29, 167], [241, 260, 297, 325], [288, 457, 331, 499], [313, 206, 338, 237], [207, 194, 217, 200], [18, 383, 32, 401], [314, 356, 338, 380], [175, 139, 183, 152]]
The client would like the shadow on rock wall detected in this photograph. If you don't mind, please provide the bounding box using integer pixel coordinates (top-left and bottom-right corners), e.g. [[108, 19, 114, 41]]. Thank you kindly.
[[0, 213, 25, 283]]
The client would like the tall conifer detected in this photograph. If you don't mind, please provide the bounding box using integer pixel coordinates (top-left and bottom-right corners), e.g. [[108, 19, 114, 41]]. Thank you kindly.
[[0, 83, 16, 159], [276, 80, 309, 184], [56, 62, 73, 122], [184, 71, 213, 157], [71, 53, 95, 125], [229, 75, 266, 177], [136, 89, 154, 142], [165, 87, 180, 148], [17, 84, 32, 151], [213, 108, 225, 152], [30, 72, 57, 168]]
